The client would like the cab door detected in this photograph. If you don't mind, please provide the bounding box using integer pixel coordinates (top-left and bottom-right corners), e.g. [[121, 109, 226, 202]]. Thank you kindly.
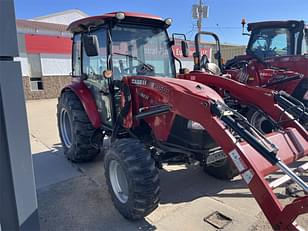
[[76, 29, 113, 126]]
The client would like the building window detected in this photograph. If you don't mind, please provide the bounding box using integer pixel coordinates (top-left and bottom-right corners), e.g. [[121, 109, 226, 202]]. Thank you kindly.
[[27, 53, 44, 91], [28, 54, 43, 77], [30, 77, 44, 91]]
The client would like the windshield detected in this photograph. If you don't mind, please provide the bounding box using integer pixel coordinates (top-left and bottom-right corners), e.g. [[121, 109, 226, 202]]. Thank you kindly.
[[248, 28, 293, 59], [111, 24, 175, 79]]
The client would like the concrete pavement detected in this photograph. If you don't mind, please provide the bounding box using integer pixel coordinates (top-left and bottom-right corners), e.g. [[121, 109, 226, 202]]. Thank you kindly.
[[25, 99, 306, 231]]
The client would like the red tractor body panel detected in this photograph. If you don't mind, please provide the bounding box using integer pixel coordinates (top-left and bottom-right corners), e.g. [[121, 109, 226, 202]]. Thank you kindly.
[[225, 56, 308, 95], [126, 76, 223, 140], [62, 79, 101, 128]]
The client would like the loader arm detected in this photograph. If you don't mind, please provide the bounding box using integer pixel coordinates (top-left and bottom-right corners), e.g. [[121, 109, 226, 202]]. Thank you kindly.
[[178, 72, 307, 135], [125, 76, 308, 230]]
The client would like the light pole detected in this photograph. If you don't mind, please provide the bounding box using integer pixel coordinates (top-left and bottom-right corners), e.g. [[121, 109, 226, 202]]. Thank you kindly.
[[192, 0, 209, 32], [0, 0, 39, 230]]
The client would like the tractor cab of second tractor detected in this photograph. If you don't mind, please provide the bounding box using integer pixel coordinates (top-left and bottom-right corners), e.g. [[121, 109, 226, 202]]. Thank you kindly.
[[245, 20, 307, 60]]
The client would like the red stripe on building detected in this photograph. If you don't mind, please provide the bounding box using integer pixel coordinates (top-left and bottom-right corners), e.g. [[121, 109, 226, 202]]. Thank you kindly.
[[25, 34, 72, 54]]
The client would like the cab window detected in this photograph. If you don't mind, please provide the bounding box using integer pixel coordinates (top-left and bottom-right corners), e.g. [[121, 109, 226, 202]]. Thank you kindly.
[[249, 28, 291, 58], [82, 29, 107, 80]]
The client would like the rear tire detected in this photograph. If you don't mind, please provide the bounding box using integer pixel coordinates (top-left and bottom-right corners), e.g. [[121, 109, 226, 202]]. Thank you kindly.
[[104, 138, 160, 220], [57, 91, 100, 162], [204, 158, 238, 180]]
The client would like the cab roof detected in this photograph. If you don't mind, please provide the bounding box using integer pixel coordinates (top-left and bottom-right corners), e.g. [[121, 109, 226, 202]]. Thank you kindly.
[[68, 12, 164, 33], [247, 20, 305, 32]]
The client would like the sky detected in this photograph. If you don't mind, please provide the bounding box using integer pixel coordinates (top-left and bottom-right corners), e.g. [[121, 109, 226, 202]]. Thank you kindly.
[[14, 0, 308, 45]]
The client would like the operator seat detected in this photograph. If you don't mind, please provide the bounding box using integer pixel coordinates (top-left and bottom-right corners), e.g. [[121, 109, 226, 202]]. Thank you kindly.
[[200, 54, 222, 75]]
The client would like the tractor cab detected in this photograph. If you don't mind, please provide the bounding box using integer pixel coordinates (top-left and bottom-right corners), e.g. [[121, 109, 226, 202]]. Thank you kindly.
[[68, 12, 176, 126], [223, 20, 308, 105], [246, 20, 307, 60]]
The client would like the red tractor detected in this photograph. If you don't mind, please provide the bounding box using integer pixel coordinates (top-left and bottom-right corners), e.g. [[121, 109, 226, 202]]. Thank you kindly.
[[190, 30, 307, 132], [57, 12, 308, 230], [225, 20, 308, 106]]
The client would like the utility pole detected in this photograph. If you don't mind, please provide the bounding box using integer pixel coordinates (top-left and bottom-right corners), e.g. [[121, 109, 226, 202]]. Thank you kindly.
[[197, 0, 203, 32], [192, 0, 209, 32], [0, 0, 39, 230]]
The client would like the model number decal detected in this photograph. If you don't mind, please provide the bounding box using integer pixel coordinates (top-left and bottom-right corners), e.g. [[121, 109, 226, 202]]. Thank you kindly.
[[153, 83, 169, 95], [132, 79, 169, 96], [132, 79, 147, 86]]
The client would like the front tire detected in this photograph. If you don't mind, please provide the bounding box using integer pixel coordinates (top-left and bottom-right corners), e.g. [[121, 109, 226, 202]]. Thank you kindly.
[[57, 91, 100, 162], [104, 138, 160, 220], [204, 158, 238, 180], [246, 108, 275, 134]]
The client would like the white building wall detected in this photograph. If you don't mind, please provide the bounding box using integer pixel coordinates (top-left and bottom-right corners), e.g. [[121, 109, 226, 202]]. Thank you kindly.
[[40, 54, 71, 76], [32, 10, 87, 25]]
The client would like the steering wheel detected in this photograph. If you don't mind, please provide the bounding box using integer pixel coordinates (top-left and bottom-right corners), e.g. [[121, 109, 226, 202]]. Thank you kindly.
[[123, 65, 139, 73], [226, 60, 249, 70], [124, 64, 155, 76]]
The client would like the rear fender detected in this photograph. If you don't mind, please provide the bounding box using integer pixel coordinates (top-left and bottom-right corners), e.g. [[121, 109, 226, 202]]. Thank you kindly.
[[61, 80, 101, 128]]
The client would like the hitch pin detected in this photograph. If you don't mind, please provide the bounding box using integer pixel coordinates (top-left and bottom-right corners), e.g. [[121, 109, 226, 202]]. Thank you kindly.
[[276, 161, 308, 192]]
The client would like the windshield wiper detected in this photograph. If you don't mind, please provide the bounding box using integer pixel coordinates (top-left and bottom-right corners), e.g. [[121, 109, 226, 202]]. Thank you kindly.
[[113, 52, 154, 71]]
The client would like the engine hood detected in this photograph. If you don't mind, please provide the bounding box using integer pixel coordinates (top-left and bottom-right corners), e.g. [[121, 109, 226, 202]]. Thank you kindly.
[[126, 76, 224, 103]]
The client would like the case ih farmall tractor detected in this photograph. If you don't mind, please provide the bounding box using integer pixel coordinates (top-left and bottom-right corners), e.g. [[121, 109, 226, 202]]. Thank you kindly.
[[58, 12, 308, 230], [188, 30, 308, 133], [225, 20, 308, 106]]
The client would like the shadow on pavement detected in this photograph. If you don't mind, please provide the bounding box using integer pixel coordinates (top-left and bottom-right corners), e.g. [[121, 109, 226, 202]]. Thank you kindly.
[[34, 145, 156, 231]]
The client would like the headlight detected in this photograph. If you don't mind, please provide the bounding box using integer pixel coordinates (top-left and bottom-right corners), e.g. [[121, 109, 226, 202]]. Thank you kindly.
[[115, 12, 125, 20], [164, 18, 172, 26], [187, 120, 205, 130]]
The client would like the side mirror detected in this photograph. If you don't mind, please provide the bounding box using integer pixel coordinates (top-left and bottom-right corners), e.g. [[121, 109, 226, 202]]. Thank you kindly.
[[83, 34, 99, 57], [181, 40, 189, 57]]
